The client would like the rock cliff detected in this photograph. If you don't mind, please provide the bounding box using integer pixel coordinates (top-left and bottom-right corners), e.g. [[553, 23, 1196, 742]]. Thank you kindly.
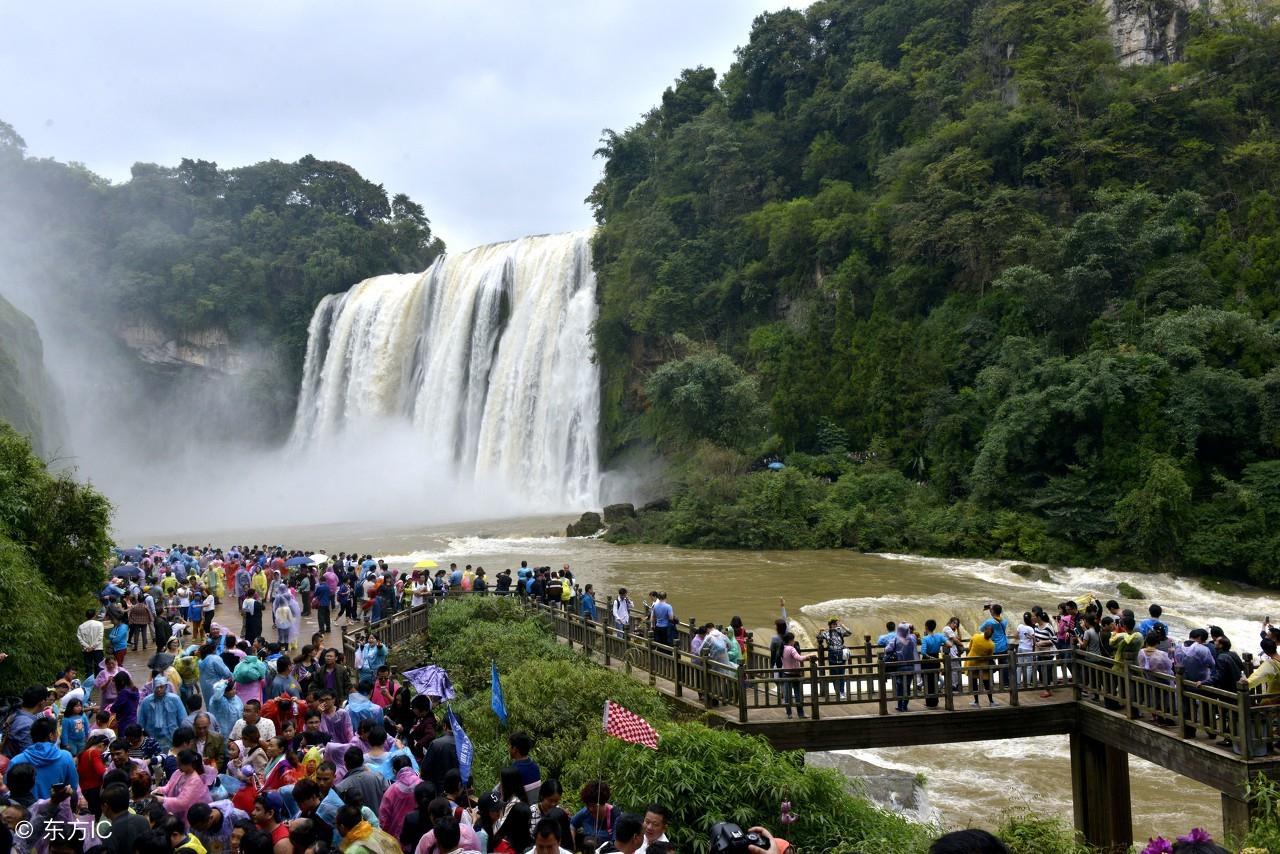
[[119, 322, 250, 375], [0, 294, 67, 456]]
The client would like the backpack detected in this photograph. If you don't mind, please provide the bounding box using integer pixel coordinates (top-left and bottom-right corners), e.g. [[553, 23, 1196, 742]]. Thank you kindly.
[[883, 638, 899, 664], [560, 579, 572, 602]]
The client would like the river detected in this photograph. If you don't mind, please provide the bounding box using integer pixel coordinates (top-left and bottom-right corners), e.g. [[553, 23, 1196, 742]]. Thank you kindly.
[[122, 513, 1280, 840]]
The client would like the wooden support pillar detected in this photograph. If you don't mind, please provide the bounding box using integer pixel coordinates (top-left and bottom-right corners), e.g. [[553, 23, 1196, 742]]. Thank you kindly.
[[1221, 792, 1256, 845], [1070, 732, 1132, 854]]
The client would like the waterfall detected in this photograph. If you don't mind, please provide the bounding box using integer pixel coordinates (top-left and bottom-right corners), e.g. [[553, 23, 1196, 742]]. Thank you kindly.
[[290, 231, 601, 510]]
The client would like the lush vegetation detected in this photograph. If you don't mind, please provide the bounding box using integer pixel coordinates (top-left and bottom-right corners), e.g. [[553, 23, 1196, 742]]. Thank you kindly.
[[0, 120, 444, 435], [590, 0, 1280, 582], [0, 424, 112, 693]]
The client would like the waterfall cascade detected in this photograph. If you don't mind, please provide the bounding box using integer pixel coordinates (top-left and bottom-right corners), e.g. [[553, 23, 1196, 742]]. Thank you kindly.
[[291, 230, 600, 509]]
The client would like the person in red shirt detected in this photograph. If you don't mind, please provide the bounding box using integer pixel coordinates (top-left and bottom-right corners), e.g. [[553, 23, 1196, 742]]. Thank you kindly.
[[261, 695, 308, 734], [251, 791, 291, 854], [76, 734, 110, 817]]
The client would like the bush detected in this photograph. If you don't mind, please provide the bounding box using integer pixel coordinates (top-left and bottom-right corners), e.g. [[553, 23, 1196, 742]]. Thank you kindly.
[[995, 815, 1090, 854], [0, 534, 86, 693], [563, 722, 934, 854]]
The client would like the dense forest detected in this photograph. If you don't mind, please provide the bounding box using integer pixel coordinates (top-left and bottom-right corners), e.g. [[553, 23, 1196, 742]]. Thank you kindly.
[[0, 122, 444, 434], [589, 0, 1280, 582]]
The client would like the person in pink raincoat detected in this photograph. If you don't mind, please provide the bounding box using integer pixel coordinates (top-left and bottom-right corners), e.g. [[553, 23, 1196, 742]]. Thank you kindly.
[[155, 748, 213, 827], [377, 756, 422, 839]]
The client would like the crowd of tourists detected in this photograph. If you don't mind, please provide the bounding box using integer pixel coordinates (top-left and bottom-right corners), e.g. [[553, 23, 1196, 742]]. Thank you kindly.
[[0, 545, 792, 854], [0, 542, 1268, 854]]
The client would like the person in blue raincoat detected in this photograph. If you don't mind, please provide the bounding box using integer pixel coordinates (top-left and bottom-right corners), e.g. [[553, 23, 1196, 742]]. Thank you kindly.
[[138, 676, 186, 750], [198, 644, 233, 708], [346, 681, 384, 731], [356, 636, 387, 686], [208, 679, 244, 741]]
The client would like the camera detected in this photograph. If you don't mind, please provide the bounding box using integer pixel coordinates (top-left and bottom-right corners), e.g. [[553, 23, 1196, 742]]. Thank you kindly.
[[709, 821, 770, 853]]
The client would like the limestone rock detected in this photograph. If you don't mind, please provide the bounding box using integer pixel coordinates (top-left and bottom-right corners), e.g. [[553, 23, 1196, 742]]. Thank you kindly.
[[567, 511, 604, 538], [1009, 563, 1053, 583], [602, 503, 636, 524], [640, 498, 672, 514]]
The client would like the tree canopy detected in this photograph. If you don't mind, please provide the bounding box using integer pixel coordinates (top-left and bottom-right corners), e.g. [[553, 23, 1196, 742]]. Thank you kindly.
[[591, 0, 1280, 580]]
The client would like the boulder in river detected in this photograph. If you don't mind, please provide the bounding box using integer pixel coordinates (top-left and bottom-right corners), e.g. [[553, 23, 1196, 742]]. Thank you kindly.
[[1008, 563, 1052, 583], [602, 503, 636, 524], [567, 511, 604, 538], [603, 516, 644, 544], [1116, 581, 1145, 600]]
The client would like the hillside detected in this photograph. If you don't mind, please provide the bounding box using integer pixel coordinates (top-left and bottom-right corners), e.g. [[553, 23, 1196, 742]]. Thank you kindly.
[[588, 0, 1280, 581]]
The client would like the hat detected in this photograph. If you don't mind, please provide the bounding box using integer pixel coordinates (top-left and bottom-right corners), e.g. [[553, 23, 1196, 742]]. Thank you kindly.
[[257, 791, 286, 819], [152, 675, 169, 690], [213, 679, 229, 695]]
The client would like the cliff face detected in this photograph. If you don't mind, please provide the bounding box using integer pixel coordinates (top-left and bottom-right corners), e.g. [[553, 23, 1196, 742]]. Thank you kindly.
[[0, 294, 67, 457], [1105, 0, 1194, 66], [1104, 0, 1275, 66], [119, 323, 250, 375]]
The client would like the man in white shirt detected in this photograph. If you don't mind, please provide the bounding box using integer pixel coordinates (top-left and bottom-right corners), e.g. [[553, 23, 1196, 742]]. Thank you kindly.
[[636, 805, 670, 853], [77, 610, 104, 696], [613, 588, 632, 637], [229, 700, 277, 741], [532, 817, 573, 854]]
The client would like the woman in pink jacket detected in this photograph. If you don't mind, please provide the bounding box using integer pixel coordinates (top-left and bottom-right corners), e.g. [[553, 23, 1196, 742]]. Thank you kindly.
[[377, 755, 422, 840], [154, 748, 212, 827]]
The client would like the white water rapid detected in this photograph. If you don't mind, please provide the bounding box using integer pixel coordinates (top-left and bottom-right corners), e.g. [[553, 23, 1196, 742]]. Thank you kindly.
[[291, 231, 600, 510]]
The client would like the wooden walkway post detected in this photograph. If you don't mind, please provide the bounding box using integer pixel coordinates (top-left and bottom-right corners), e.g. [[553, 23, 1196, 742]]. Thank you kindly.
[[1070, 731, 1133, 853], [877, 656, 889, 716], [943, 655, 955, 711], [1008, 648, 1020, 707], [603, 597, 613, 665], [808, 658, 821, 720], [702, 655, 713, 712]]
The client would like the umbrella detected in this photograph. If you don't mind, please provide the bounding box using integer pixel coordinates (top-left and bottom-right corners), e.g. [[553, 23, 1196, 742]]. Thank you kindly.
[[413, 559, 438, 569], [310, 553, 328, 565], [113, 563, 142, 580], [115, 547, 144, 562], [284, 556, 313, 567], [362, 558, 377, 570], [767, 461, 786, 471]]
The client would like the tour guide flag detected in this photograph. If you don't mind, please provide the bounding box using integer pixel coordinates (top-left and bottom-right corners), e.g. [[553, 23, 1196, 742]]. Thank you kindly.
[[449, 708, 474, 782], [602, 699, 660, 749], [491, 661, 508, 726]]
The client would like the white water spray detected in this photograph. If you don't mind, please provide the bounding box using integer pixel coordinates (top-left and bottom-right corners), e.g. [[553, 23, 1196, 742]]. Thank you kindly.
[[291, 231, 601, 510]]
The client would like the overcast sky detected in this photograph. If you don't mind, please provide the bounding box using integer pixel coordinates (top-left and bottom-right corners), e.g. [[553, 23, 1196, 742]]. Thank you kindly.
[[1, 1, 792, 251]]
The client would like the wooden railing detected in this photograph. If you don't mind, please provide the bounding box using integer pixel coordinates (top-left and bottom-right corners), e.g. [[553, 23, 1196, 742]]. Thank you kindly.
[[347, 589, 1280, 758]]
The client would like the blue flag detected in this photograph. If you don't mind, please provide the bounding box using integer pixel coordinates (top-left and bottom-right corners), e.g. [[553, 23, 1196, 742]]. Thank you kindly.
[[448, 708, 473, 783], [491, 660, 509, 726]]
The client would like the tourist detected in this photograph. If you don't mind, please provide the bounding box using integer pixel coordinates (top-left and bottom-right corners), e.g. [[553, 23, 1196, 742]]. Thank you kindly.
[[612, 589, 632, 636], [978, 604, 1010, 689], [112, 671, 141, 732], [818, 617, 852, 700], [942, 616, 964, 689], [779, 632, 813, 719], [491, 802, 534, 854], [581, 584, 597, 622], [920, 620, 946, 708], [532, 815, 573, 854], [884, 622, 919, 713], [637, 805, 669, 853], [1138, 631, 1175, 725], [78, 609, 105, 683], [98, 782, 152, 854], [570, 780, 616, 849], [966, 624, 998, 706], [5, 717, 78, 799], [507, 731, 541, 798], [154, 748, 211, 826], [1015, 613, 1036, 688], [1109, 615, 1143, 714], [1175, 628, 1217, 738], [1031, 610, 1056, 696], [929, 828, 1010, 853]]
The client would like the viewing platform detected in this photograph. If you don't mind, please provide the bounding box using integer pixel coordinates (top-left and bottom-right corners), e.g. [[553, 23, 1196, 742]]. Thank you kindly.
[[352, 593, 1280, 853]]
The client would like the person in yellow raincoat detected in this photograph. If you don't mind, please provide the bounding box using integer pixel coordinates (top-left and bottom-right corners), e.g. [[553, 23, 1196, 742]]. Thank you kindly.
[[251, 567, 269, 602]]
